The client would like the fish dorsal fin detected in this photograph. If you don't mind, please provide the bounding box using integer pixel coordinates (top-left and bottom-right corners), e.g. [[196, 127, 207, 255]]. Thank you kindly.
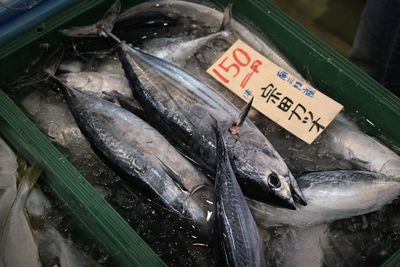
[[219, 3, 233, 31], [235, 96, 254, 127], [156, 157, 188, 192]]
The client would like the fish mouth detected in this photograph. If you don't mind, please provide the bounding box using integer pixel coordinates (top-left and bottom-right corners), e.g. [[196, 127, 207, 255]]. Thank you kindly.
[[239, 179, 297, 210]]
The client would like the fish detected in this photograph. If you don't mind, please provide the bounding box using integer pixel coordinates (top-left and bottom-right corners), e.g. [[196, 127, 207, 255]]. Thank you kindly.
[[60, 0, 306, 208], [0, 162, 43, 267], [109, 34, 306, 209], [61, 0, 306, 207], [214, 122, 266, 267], [48, 74, 212, 225], [249, 170, 400, 228], [0, 138, 17, 231]]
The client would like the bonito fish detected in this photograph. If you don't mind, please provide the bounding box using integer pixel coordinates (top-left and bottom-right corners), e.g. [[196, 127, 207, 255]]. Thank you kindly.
[[48, 74, 212, 225], [214, 122, 265, 267]]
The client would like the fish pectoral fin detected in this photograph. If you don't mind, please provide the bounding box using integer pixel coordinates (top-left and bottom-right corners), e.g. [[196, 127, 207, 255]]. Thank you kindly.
[[102, 90, 144, 116], [156, 157, 188, 192], [187, 183, 213, 199]]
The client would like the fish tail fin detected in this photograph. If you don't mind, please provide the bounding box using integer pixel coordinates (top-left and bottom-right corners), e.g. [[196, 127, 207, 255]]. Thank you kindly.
[[60, 0, 121, 38], [9, 45, 64, 89], [219, 3, 233, 32], [16, 158, 43, 199], [23, 163, 43, 191]]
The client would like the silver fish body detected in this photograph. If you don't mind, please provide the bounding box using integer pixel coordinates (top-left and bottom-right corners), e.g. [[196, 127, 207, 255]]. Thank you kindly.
[[55, 82, 211, 224], [250, 170, 400, 228], [0, 138, 17, 231], [117, 42, 306, 208], [215, 124, 265, 267], [0, 166, 41, 267], [141, 30, 231, 66]]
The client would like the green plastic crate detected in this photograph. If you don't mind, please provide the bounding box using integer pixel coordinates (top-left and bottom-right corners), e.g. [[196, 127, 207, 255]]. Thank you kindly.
[[0, 0, 399, 266]]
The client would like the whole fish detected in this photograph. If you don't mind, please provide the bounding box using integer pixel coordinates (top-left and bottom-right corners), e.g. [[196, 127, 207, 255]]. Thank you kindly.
[[48, 76, 212, 225], [0, 138, 17, 230], [249, 170, 400, 228], [214, 122, 265, 267], [0, 163, 43, 267]]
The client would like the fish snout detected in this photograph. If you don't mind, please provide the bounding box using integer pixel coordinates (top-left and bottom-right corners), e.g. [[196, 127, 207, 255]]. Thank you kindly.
[[270, 175, 297, 210]]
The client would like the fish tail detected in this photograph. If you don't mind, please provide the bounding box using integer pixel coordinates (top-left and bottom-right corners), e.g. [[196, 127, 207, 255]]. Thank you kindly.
[[8, 45, 64, 89], [219, 3, 233, 32], [20, 162, 43, 192], [60, 0, 121, 38]]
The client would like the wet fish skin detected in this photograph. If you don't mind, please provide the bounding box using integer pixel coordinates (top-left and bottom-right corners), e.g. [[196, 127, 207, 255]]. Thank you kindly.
[[142, 30, 231, 66], [249, 170, 400, 228], [0, 163, 42, 267], [215, 123, 266, 267], [0, 138, 17, 230], [51, 79, 210, 224], [116, 41, 305, 208], [325, 118, 400, 178]]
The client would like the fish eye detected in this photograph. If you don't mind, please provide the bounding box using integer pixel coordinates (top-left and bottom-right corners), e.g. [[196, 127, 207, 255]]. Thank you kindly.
[[268, 173, 281, 189]]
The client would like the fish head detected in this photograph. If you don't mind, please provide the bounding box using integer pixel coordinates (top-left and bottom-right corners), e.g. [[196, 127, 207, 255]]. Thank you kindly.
[[224, 125, 307, 209]]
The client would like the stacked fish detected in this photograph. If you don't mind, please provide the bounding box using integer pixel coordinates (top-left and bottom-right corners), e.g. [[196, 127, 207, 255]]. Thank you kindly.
[[10, 0, 400, 266]]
